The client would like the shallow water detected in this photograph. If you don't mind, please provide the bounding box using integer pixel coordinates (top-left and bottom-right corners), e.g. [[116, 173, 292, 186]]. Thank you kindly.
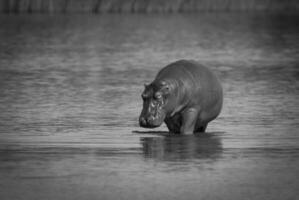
[[0, 13, 298, 200]]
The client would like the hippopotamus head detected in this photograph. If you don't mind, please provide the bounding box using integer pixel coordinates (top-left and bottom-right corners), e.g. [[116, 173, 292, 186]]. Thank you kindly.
[[139, 80, 177, 128]]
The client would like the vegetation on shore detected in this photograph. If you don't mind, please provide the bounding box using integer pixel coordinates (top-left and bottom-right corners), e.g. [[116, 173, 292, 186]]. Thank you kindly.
[[0, 0, 299, 13], [1, 0, 298, 13]]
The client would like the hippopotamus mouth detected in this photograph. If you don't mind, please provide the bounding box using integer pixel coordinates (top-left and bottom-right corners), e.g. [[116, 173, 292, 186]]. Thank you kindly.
[[139, 86, 166, 128], [139, 100, 166, 128]]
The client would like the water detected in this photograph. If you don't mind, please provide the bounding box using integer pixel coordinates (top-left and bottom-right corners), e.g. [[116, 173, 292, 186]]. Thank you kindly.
[[0, 13, 298, 200]]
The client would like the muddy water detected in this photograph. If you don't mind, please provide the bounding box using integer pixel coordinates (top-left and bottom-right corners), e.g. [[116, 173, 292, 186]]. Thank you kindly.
[[0, 14, 298, 200]]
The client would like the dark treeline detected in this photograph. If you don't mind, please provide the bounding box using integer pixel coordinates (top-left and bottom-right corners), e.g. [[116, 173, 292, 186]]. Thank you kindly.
[[1, 0, 299, 13]]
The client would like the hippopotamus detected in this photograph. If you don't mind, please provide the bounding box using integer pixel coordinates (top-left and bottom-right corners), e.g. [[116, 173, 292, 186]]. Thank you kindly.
[[139, 60, 223, 134]]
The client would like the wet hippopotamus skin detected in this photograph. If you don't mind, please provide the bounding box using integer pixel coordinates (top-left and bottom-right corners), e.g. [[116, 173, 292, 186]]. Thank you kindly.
[[139, 60, 223, 134]]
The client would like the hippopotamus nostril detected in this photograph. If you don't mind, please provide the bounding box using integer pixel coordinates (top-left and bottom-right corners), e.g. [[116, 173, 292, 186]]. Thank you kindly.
[[139, 117, 147, 126]]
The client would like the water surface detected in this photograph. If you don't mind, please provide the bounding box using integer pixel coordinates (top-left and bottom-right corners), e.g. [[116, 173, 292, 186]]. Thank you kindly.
[[0, 13, 298, 200]]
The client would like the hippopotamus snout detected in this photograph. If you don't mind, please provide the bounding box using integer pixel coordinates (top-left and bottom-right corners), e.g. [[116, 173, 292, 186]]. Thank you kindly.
[[139, 116, 147, 127], [139, 116, 159, 128]]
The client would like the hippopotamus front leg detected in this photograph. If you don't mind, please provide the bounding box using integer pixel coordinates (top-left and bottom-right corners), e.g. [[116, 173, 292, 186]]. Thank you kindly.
[[164, 114, 182, 134], [195, 124, 207, 133], [180, 108, 199, 134]]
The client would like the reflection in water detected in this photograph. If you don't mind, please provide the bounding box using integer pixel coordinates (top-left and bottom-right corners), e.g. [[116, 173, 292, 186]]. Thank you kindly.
[[141, 133, 223, 161]]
